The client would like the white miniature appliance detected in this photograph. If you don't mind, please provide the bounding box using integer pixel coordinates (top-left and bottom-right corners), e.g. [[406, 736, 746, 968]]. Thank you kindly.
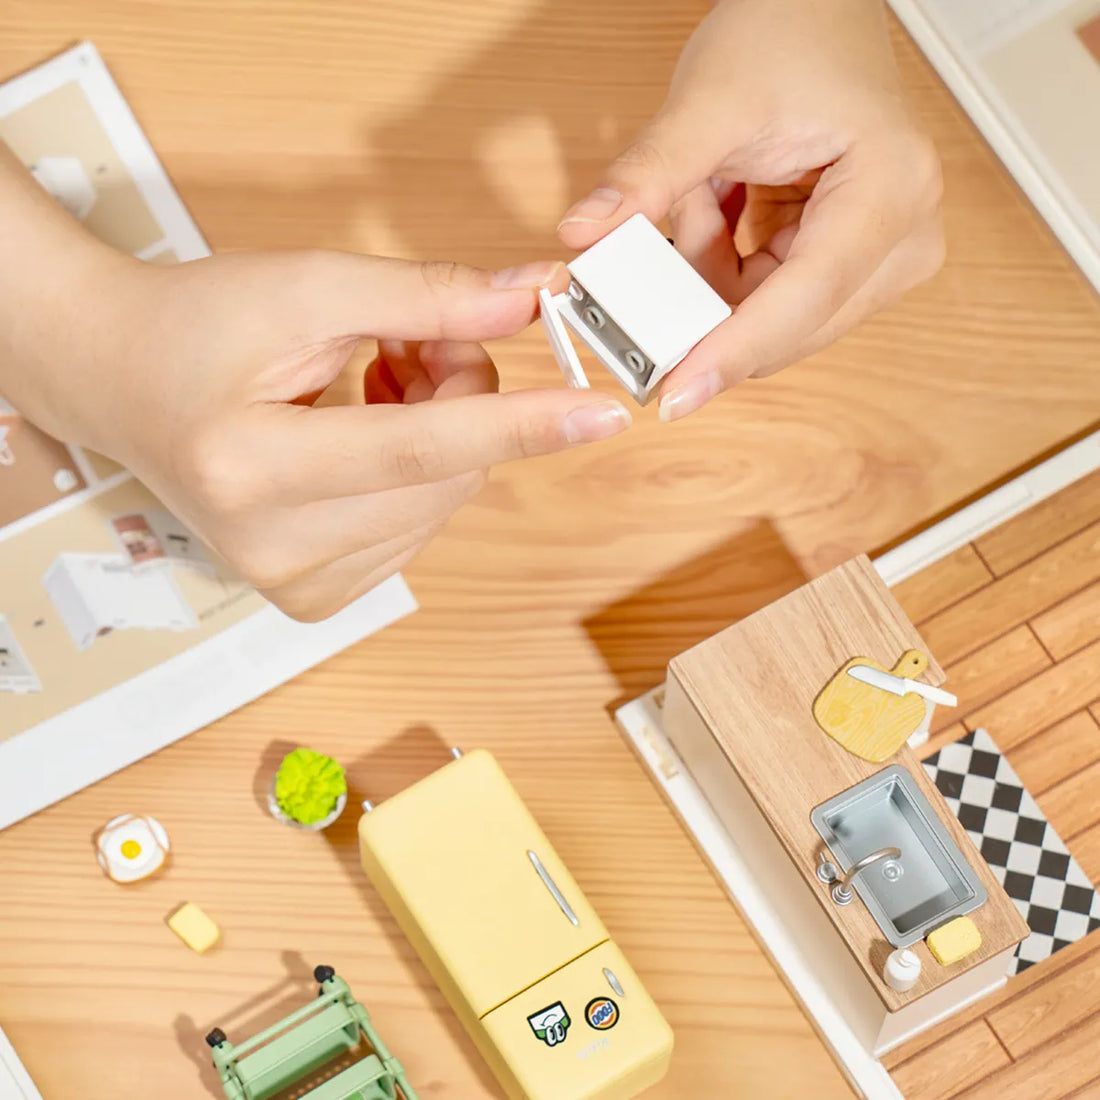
[[540, 213, 731, 404]]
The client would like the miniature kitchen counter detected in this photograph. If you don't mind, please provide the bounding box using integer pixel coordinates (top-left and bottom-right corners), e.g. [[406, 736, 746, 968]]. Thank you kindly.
[[657, 557, 1028, 1054]]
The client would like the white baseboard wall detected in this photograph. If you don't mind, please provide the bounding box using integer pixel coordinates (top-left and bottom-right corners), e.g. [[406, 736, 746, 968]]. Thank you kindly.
[[873, 430, 1099, 586]]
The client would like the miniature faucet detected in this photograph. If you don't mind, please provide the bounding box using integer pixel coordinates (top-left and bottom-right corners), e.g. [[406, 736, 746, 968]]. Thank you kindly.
[[831, 847, 902, 906], [816, 851, 840, 884]]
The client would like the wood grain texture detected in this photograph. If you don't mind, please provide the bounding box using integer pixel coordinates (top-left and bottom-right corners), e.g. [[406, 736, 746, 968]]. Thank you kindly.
[[960, 1011, 1100, 1100], [893, 544, 994, 624], [987, 945, 1100, 1058], [0, 2, 1099, 1099], [666, 557, 1027, 1012], [934, 626, 1052, 734], [1073, 825, 1100, 886], [1009, 711, 1100, 796], [1037, 759, 1100, 841], [965, 638, 1100, 747], [882, 935, 1100, 1070], [889, 1019, 1011, 1100], [1031, 581, 1100, 660], [917, 720, 969, 761], [813, 649, 930, 762], [922, 523, 1100, 664], [976, 471, 1100, 577]]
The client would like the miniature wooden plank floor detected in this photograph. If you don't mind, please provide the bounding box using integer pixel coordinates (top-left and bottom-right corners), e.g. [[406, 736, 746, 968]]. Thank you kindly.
[[886, 468, 1100, 1100]]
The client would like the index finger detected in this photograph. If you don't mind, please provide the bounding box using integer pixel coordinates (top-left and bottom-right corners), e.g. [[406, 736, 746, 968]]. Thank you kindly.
[[250, 388, 633, 503], [285, 252, 569, 344]]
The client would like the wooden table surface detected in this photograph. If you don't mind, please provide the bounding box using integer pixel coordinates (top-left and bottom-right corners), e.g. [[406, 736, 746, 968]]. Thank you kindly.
[[1, 2, 1098, 1098]]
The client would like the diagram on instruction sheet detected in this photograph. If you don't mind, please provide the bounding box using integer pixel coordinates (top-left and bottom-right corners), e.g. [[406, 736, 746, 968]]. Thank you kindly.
[[0, 45, 266, 736]]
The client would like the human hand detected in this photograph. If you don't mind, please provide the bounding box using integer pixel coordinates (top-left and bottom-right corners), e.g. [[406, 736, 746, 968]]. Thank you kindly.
[[1, 234, 631, 619], [558, 0, 945, 421]]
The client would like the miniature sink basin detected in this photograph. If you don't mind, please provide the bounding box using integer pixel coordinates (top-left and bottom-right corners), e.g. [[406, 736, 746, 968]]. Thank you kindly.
[[810, 765, 986, 947]]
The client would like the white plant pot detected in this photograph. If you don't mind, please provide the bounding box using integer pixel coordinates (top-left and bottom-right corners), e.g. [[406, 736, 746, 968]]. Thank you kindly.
[[267, 778, 347, 831]]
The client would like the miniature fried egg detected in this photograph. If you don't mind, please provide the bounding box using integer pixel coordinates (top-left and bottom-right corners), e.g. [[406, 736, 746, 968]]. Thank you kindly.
[[95, 813, 170, 883]]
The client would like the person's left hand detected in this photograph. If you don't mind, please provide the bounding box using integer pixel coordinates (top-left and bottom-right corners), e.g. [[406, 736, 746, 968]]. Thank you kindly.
[[557, 0, 945, 421]]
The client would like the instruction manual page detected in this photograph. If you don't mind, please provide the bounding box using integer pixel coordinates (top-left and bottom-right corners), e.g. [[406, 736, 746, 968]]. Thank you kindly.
[[0, 43, 417, 829]]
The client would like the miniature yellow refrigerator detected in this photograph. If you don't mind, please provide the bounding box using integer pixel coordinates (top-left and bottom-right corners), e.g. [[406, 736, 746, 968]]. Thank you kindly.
[[358, 749, 673, 1100]]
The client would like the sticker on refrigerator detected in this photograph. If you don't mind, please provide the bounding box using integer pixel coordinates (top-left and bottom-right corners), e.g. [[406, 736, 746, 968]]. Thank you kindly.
[[584, 998, 619, 1031], [527, 1002, 571, 1048]]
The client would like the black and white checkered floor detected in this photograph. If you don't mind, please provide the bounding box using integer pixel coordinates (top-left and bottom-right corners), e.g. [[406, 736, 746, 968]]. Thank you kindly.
[[924, 728, 1100, 974]]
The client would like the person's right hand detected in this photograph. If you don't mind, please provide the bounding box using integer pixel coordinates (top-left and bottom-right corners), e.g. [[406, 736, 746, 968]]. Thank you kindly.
[[0, 205, 632, 619], [557, 0, 944, 422]]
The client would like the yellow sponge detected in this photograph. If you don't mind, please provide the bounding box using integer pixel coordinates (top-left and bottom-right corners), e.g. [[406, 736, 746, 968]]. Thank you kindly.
[[926, 916, 981, 965], [166, 902, 220, 954]]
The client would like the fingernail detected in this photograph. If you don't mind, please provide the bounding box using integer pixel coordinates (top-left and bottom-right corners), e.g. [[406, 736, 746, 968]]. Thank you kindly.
[[491, 260, 564, 290], [658, 371, 722, 422], [563, 400, 632, 445], [557, 188, 623, 228]]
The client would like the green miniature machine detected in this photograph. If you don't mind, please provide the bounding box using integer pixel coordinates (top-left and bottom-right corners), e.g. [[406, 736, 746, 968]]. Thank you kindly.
[[206, 966, 418, 1100]]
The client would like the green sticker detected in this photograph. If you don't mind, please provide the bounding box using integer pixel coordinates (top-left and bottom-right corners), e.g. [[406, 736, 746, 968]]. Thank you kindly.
[[527, 1002, 571, 1048]]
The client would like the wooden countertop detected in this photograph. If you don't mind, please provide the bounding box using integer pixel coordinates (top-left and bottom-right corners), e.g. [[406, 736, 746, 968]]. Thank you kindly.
[[667, 556, 1030, 1012]]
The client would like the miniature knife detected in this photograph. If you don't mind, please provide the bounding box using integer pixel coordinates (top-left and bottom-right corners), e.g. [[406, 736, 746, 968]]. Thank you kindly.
[[847, 665, 958, 707]]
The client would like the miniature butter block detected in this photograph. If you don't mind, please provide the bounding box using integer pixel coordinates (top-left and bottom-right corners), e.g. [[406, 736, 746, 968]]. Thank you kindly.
[[95, 813, 170, 884], [542, 213, 731, 405], [167, 902, 220, 954], [926, 916, 981, 965]]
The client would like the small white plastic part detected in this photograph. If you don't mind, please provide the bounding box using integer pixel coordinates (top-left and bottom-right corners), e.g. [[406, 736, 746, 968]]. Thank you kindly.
[[538, 288, 589, 390], [847, 664, 958, 708], [540, 213, 731, 405], [267, 778, 347, 831], [907, 699, 936, 750], [883, 947, 922, 992]]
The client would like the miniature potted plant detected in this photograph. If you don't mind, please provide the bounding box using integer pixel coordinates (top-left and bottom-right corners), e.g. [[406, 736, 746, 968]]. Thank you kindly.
[[268, 747, 348, 831]]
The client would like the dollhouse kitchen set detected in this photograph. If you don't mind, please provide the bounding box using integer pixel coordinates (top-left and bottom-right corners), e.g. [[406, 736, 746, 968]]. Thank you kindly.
[[618, 555, 1030, 1099]]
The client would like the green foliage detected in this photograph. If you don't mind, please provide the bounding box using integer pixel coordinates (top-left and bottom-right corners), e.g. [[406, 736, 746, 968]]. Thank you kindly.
[[275, 748, 347, 825]]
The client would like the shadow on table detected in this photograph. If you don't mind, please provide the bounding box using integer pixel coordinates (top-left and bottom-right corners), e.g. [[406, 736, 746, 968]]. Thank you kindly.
[[321, 724, 506, 1099], [172, 949, 319, 1098], [357, 0, 694, 270], [172, 0, 696, 272], [584, 518, 809, 709]]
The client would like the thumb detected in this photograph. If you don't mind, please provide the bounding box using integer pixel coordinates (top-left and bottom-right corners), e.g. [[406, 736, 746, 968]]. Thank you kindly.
[[557, 111, 722, 250]]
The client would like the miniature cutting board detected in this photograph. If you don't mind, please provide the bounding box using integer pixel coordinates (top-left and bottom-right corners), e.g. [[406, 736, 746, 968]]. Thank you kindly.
[[813, 649, 929, 763]]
